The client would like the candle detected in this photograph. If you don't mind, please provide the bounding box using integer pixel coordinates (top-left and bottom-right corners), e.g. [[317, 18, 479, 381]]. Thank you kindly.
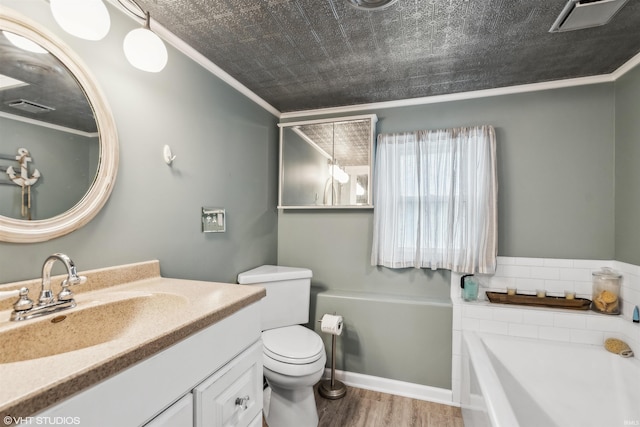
[[536, 289, 546, 298], [507, 287, 516, 296], [565, 291, 575, 300]]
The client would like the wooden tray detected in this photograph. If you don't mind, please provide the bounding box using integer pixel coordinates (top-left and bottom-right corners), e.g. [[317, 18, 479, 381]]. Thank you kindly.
[[486, 291, 591, 310]]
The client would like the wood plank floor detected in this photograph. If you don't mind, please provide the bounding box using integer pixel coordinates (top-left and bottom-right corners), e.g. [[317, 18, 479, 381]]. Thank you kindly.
[[263, 383, 464, 427], [313, 384, 464, 427]]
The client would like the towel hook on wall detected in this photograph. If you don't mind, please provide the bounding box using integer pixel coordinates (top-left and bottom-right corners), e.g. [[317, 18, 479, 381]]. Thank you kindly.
[[163, 145, 176, 165]]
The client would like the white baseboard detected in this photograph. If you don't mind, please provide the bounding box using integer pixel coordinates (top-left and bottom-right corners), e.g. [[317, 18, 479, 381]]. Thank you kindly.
[[322, 368, 458, 407]]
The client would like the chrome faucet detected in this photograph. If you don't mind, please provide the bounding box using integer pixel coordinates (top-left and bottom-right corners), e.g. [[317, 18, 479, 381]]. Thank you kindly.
[[8, 253, 86, 321], [39, 253, 84, 305]]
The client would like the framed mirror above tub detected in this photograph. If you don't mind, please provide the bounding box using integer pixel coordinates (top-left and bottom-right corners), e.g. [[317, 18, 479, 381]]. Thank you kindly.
[[0, 6, 118, 243], [278, 114, 377, 209]]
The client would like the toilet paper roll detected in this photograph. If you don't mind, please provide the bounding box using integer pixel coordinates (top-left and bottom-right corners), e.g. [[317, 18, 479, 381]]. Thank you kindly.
[[320, 314, 343, 336]]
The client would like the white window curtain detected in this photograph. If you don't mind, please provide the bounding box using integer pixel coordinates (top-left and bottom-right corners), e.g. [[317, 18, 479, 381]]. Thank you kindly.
[[371, 125, 497, 274]]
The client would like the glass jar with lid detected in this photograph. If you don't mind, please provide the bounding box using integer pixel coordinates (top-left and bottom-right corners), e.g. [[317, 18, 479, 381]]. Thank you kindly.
[[592, 267, 622, 314]]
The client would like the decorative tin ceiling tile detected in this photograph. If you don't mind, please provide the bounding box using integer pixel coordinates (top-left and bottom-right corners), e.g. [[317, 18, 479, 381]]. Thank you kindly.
[[135, 0, 640, 112]]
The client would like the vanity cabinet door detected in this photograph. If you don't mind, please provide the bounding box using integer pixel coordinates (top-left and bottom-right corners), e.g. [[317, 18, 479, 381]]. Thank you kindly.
[[194, 340, 262, 427], [144, 393, 193, 427]]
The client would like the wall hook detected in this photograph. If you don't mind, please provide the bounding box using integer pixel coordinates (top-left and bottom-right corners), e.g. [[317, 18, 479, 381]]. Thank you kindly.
[[163, 145, 176, 165]]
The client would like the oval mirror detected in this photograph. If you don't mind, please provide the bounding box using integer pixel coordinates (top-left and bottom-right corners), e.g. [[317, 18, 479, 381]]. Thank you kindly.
[[0, 7, 118, 243]]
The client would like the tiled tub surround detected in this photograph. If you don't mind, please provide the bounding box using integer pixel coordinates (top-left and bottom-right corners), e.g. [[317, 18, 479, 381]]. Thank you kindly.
[[0, 261, 265, 420], [451, 257, 640, 403]]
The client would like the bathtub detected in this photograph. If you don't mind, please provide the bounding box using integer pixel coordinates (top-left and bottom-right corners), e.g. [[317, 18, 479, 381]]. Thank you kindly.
[[461, 331, 640, 427]]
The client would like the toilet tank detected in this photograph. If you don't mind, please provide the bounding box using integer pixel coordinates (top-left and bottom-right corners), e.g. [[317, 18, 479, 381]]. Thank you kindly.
[[237, 265, 312, 331]]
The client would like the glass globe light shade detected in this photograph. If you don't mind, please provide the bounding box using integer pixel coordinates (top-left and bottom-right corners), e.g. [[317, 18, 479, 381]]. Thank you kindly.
[[123, 28, 168, 73], [50, 0, 111, 41]]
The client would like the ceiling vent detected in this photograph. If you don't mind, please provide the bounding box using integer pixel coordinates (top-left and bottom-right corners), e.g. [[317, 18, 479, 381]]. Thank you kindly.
[[550, 0, 630, 32], [6, 99, 55, 114], [344, 0, 399, 11]]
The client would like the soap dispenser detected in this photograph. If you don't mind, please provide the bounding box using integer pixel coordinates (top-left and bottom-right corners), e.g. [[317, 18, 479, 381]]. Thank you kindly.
[[461, 274, 478, 301]]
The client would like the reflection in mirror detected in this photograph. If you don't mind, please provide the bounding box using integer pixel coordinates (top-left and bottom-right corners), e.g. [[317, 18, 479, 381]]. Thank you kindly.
[[279, 115, 377, 208], [0, 29, 99, 220], [0, 6, 118, 243]]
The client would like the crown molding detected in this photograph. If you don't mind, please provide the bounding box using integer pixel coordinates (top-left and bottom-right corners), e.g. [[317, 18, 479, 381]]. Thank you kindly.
[[279, 74, 614, 119]]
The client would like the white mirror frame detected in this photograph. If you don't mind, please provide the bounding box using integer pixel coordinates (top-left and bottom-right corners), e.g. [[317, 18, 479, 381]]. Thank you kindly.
[[0, 6, 118, 243]]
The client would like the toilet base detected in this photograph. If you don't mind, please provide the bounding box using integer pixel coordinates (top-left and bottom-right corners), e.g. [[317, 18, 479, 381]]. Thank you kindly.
[[263, 380, 320, 427]]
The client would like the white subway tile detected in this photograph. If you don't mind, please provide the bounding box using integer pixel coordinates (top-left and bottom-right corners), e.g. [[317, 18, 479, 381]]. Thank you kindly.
[[530, 266, 561, 280], [514, 257, 545, 266], [522, 310, 555, 326], [508, 323, 538, 339], [463, 305, 494, 320], [486, 276, 515, 290], [570, 329, 604, 345], [452, 306, 462, 331], [617, 261, 640, 276], [497, 256, 516, 265], [451, 354, 461, 381], [543, 258, 574, 268], [586, 315, 619, 332], [573, 259, 612, 269], [554, 313, 587, 329], [559, 268, 592, 282], [539, 326, 571, 342], [620, 321, 640, 348], [452, 330, 462, 356], [498, 265, 532, 278], [462, 317, 480, 331], [478, 319, 509, 335], [574, 281, 592, 296], [544, 280, 571, 295], [493, 307, 523, 323], [515, 277, 545, 290]]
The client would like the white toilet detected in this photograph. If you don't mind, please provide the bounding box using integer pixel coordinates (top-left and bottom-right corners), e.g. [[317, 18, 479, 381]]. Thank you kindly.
[[238, 265, 326, 427]]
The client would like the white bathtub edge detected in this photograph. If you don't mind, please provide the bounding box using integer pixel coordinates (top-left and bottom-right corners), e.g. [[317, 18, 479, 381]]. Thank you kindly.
[[462, 331, 520, 427]]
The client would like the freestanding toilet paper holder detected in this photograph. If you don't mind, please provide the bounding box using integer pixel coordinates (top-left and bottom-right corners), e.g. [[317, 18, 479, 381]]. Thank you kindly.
[[318, 314, 347, 399]]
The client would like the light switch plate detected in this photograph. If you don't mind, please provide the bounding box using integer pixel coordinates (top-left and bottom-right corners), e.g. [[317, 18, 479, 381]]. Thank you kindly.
[[202, 207, 225, 233]]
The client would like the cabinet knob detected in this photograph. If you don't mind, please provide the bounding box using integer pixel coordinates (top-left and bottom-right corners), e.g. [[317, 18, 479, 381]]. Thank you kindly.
[[235, 395, 250, 410]]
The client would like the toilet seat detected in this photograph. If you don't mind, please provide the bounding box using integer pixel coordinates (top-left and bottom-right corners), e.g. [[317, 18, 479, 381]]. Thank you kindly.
[[262, 325, 324, 364]]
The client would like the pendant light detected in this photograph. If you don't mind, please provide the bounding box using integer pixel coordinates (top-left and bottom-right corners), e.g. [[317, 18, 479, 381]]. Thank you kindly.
[[50, 0, 111, 41], [119, 1, 167, 73]]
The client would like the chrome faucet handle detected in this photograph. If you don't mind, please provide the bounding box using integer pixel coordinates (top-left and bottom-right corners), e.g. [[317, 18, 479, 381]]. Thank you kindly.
[[13, 287, 33, 312], [0, 287, 32, 311], [57, 276, 87, 301]]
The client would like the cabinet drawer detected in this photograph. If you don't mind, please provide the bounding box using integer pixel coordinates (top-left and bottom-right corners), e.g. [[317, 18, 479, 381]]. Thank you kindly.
[[194, 341, 263, 427]]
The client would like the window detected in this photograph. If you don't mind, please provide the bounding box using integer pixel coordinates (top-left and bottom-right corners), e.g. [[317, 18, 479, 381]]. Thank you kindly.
[[371, 126, 497, 274]]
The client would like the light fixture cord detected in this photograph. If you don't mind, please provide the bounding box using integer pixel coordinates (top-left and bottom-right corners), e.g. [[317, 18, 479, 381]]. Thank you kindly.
[[116, 0, 147, 21]]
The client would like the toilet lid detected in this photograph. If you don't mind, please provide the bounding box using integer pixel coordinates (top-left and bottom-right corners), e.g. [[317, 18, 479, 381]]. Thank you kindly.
[[262, 325, 324, 365]]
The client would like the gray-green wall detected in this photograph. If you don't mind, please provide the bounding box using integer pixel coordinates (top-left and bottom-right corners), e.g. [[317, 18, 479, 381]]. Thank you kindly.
[[0, 117, 97, 219], [0, 1, 279, 284], [615, 64, 640, 265], [278, 83, 616, 388]]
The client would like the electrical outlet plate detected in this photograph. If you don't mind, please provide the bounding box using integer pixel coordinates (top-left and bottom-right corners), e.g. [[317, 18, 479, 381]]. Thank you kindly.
[[202, 207, 225, 233]]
